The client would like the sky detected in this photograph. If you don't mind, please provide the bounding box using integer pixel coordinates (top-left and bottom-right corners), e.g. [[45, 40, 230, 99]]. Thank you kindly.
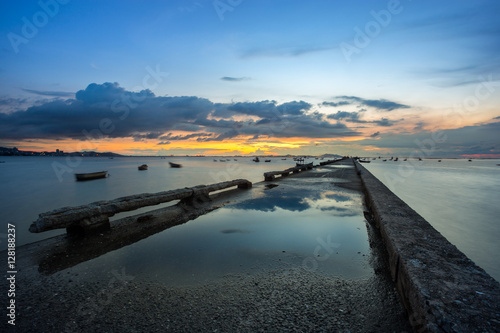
[[0, 0, 499, 157]]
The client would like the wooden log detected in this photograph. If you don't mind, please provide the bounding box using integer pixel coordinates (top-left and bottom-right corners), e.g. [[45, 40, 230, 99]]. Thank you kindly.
[[29, 179, 252, 233]]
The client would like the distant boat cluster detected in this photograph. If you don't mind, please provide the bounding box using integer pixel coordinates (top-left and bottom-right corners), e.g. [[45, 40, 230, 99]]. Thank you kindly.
[[69, 155, 493, 182]]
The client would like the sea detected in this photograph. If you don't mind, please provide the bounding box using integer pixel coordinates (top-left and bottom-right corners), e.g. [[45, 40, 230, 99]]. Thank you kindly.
[[0, 156, 307, 248], [363, 158, 500, 282], [1, 156, 499, 282]]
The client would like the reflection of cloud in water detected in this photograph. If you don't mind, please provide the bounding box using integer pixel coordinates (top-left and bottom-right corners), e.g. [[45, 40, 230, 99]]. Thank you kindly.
[[233, 189, 320, 212], [306, 191, 361, 217], [320, 206, 358, 217], [324, 193, 350, 202], [232, 188, 361, 217]]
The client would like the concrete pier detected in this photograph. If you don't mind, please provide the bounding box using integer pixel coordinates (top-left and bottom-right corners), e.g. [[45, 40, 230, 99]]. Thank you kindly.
[[355, 161, 500, 332]]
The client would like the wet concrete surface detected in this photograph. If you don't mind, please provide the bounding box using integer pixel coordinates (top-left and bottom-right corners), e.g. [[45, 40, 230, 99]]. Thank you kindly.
[[1, 159, 412, 332]]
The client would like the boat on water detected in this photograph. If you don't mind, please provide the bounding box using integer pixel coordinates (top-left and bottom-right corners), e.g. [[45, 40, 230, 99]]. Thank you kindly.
[[138, 164, 148, 170], [253, 157, 260, 162], [438, 160, 442, 162], [394, 157, 398, 161], [75, 171, 108, 181], [265, 159, 271, 162], [359, 160, 370, 163], [169, 162, 182, 168]]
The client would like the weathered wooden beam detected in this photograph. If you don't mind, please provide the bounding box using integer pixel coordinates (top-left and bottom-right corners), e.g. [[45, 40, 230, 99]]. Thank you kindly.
[[29, 179, 252, 234]]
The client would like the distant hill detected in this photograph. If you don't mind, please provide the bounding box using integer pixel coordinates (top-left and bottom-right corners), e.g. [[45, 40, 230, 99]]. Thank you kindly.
[[319, 153, 343, 158], [0, 147, 124, 157]]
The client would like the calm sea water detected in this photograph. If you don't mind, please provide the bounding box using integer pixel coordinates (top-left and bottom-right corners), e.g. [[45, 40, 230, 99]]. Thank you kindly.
[[0, 156, 314, 248], [363, 158, 500, 282]]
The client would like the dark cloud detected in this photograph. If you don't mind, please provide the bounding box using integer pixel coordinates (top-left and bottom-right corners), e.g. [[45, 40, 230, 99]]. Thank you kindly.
[[220, 76, 250, 82], [334, 96, 410, 111], [327, 111, 361, 121], [22, 89, 75, 98], [159, 133, 212, 141], [0, 83, 214, 140], [494, 116, 500, 120], [197, 129, 239, 142], [373, 118, 396, 127], [321, 101, 350, 107], [0, 82, 360, 141], [326, 111, 397, 127], [370, 131, 380, 138], [224, 100, 311, 119]]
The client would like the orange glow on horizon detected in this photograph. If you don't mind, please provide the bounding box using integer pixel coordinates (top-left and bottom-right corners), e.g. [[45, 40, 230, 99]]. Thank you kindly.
[[461, 154, 500, 159]]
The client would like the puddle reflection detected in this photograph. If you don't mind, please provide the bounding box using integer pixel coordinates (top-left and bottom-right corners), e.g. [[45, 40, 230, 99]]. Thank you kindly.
[[66, 185, 373, 286]]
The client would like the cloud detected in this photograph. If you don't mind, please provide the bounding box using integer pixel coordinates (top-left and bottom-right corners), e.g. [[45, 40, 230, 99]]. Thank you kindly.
[[0, 82, 360, 142], [373, 118, 397, 127], [321, 101, 350, 107], [334, 96, 411, 111], [220, 76, 250, 82], [197, 129, 240, 142], [159, 133, 212, 141], [0, 97, 27, 106], [326, 111, 397, 127], [241, 45, 335, 59], [370, 131, 380, 138], [21, 89, 75, 97], [0, 97, 29, 113], [0, 83, 214, 140], [327, 111, 361, 121], [357, 121, 500, 157]]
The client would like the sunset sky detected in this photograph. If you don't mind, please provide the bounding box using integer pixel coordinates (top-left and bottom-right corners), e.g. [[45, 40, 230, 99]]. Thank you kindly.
[[1, 0, 499, 157]]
